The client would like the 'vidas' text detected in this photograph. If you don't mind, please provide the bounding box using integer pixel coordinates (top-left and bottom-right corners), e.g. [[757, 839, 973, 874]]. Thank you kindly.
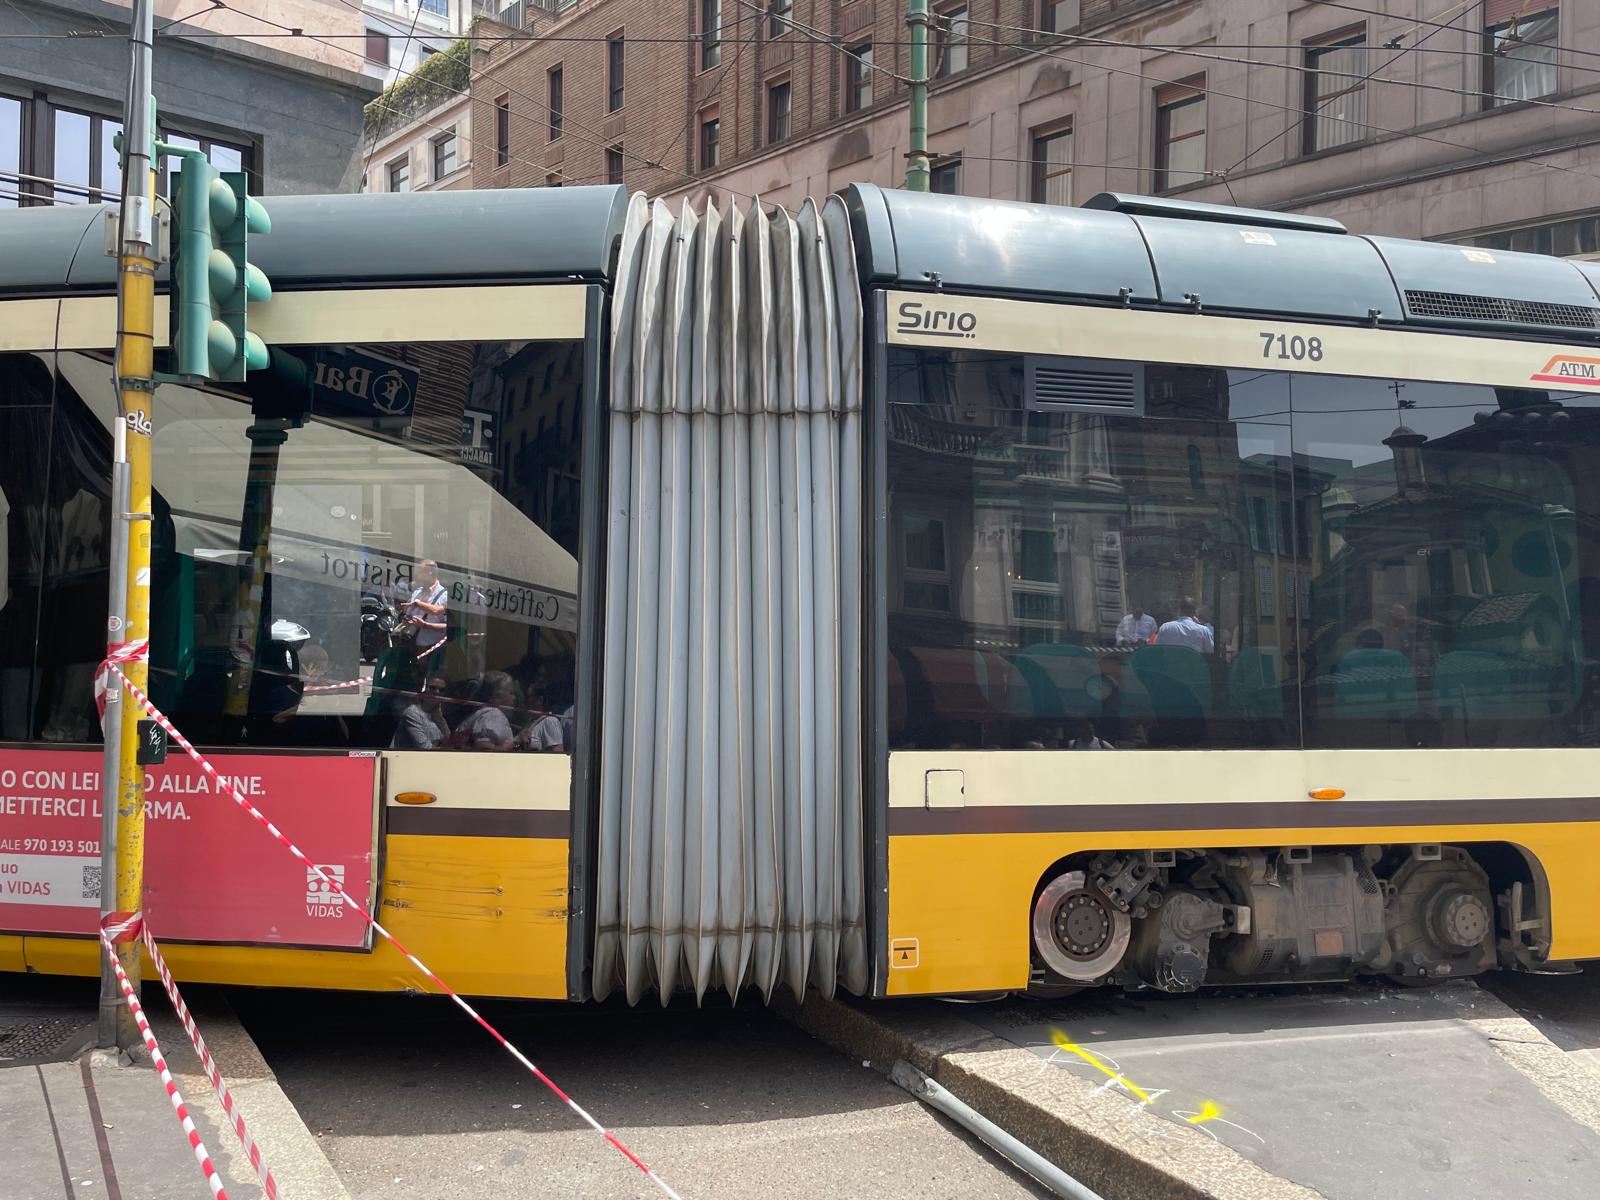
[[896, 299, 979, 340]]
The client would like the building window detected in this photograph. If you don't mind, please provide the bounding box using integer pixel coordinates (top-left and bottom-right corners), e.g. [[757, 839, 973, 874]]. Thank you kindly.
[[607, 145, 624, 186], [49, 105, 123, 204], [1040, 1, 1078, 33], [1486, 7, 1559, 106], [846, 44, 873, 112], [431, 130, 458, 179], [1030, 124, 1072, 205], [769, 0, 792, 38], [494, 94, 510, 167], [1304, 31, 1368, 154], [387, 156, 409, 192], [700, 114, 720, 169], [365, 29, 389, 65], [900, 514, 952, 613], [935, 5, 969, 78], [157, 130, 252, 199], [420, 0, 447, 15], [1154, 77, 1206, 191], [608, 33, 625, 112], [1468, 211, 1600, 257], [767, 79, 791, 143], [701, 0, 722, 69], [546, 172, 562, 188], [930, 156, 961, 194], [548, 66, 563, 140]]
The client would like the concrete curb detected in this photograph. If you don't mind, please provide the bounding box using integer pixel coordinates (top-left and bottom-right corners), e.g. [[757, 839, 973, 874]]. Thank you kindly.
[[778, 993, 1322, 1200], [148, 990, 352, 1200]]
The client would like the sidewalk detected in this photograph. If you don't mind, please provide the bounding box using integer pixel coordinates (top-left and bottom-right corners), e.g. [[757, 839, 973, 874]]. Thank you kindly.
[[2, 970, 350, 1200]]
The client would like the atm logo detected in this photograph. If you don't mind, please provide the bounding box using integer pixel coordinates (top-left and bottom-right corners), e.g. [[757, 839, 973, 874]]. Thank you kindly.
[[1531, 355, 1600, 387]]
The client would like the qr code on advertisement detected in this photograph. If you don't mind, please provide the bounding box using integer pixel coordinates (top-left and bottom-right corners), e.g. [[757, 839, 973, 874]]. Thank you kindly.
[[82, 865, 102, 901]]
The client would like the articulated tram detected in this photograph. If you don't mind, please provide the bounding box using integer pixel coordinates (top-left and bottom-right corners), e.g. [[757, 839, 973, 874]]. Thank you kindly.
[[2, 184, 1598, 1004]]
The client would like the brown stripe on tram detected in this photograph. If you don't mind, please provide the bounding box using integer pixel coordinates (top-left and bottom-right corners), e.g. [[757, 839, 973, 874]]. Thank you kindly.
[[888, 796, 1600, 836], [387, 807, 570, 839]]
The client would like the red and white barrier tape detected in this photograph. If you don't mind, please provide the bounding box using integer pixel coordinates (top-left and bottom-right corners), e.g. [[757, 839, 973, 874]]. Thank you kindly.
[[95, 638, 150, 728], [99, 927, 230, 1200], [102, 661, 682, 1200], [143, 928, 279, 1200]]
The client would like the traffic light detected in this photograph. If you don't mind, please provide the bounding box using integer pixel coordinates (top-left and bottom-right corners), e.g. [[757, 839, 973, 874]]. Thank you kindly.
[[172, 155, 271, 382]]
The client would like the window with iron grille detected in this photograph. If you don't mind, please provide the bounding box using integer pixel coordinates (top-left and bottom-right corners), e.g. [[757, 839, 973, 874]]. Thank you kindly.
[[1486, 6, 1559, 106], [608, 33, 625, 112], [846, 44, 873, 112], [936, 5, 969, 78], [548, 66, 563, 140], [1031, 124, 1072, 205], [1154, 77, 1205, 192], [767, 80, 791, 143], [700, 114, 720, 169], [1304, 31, 1368, 153]]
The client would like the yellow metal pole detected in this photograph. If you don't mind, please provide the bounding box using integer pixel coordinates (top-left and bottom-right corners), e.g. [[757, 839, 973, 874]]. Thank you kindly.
[[110, 0, 159, 1052]]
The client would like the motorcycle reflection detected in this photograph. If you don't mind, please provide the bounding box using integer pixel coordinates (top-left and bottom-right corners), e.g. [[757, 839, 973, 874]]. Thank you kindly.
[[360, 591, 400, 663]]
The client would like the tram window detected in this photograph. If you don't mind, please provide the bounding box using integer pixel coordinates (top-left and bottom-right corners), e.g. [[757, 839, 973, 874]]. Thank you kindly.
[[1291, 374, 1600, 750], [0, 353, 57, 740], [42, 339, 586, 753], [886, 348, 1298, 751]]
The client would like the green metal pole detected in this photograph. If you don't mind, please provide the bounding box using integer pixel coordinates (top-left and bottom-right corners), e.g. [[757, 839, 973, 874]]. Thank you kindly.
[[905, 0, 930, 191]]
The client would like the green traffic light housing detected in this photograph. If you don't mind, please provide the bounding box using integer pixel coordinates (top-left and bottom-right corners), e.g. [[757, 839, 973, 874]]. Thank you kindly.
[[171, 153, 271, 382]]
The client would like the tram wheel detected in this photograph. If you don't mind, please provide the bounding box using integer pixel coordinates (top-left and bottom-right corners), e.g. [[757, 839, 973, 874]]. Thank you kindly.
[[1032, 869, 1131, 983]]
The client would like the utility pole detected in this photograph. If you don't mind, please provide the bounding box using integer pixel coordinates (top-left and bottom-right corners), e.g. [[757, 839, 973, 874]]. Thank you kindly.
[[103, 0, 159, 1052], [905, 0, 931, 191]]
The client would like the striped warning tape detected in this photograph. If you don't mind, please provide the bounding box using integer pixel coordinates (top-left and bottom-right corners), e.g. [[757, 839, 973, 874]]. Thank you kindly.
[[142, 927, 279, 1200], [98, 926, 229, 1200], [102, 660, 682, 1200]]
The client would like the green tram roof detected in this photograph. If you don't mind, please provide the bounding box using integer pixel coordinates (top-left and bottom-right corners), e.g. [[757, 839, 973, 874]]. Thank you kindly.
[[0, 186, 631, 296], [844, 183, 1600, 345]]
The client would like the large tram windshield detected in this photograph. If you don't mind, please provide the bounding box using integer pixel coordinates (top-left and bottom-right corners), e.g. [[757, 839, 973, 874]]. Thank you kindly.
[[886, 347, 1600, 751], [1, 338, 585, 751]]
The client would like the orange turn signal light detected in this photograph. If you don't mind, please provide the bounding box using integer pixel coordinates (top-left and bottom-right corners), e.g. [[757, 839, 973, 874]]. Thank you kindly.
[[394, 791, 437, 805], [1308, 787, 1346, 800]]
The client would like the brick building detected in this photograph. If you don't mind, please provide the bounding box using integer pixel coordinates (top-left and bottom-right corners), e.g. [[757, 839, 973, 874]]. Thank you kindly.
[[470, 1, 1600, 250]]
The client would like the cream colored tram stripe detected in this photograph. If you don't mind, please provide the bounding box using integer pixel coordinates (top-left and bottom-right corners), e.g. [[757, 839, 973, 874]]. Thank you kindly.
[[886, 290, 1600, 393]]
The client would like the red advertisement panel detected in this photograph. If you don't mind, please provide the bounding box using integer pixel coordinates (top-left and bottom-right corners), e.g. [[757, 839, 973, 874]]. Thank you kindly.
[[0, 750, 377, 949]]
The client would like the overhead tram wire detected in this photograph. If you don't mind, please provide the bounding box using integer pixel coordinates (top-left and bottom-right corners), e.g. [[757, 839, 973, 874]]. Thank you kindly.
[[1223, 0, 1478, 175], [215, 0, 757, 202], [963, 9, 1600, 122], [359, 0, 429, 185], [1314, 0, 1600, 69], [953, 21, 1600, 192], [726, 0, 910, 85]]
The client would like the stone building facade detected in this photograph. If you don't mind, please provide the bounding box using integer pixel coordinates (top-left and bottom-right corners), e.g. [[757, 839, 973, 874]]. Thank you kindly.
[[470, 1, 1600, 249]]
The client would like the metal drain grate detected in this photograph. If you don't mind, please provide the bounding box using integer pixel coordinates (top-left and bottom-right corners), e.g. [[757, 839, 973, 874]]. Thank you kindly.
[[0, 1016, 91, 1063]]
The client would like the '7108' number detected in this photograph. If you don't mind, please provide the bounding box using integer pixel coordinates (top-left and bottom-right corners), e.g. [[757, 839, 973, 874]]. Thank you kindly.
[[1261, 331, 1324, 362]]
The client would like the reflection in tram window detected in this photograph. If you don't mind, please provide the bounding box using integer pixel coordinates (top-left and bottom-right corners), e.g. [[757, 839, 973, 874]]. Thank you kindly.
[[886, 348, 1600, 751], [25, 339, 586, 750]]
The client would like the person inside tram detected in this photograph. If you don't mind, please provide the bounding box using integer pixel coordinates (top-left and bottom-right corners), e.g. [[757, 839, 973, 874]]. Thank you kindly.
[[520, 686, 566, 753], [390, 672, 451, 750], [1155, 597, 1216, 653], [450, 670, 519, 750], [1115, 602, 1158, 647], [1067, 718, 1115, 750]]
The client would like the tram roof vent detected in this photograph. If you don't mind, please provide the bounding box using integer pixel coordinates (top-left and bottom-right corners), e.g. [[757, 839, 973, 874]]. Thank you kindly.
[[1025, 356, 1145, 416], [1369, 235, 1600, 337], [1083, 193, 1348, 236]]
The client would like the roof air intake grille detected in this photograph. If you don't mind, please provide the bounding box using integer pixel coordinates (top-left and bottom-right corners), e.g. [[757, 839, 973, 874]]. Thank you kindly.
[[1025, 356, 1145, 415], [1404, 289, 1600, 330]]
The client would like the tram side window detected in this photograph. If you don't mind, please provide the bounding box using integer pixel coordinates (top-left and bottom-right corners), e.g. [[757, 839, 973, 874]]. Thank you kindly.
[[1292, 374, 1600, 749], [0, 353, 57, 741], [885, 348, 1299, 751], [45, 339, 586, 752]]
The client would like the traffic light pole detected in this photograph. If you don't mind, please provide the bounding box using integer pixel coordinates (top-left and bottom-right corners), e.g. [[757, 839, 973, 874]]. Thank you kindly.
[[103, 0, 159, 1053]]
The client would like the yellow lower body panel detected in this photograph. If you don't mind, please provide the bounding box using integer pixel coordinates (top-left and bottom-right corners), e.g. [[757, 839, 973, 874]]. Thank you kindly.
[[886, 823, 1600, 996], [6, 835, 570, 1000]]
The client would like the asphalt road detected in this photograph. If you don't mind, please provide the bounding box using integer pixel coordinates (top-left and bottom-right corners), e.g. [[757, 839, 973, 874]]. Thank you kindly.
[[229, 988, 1050, 1200]]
